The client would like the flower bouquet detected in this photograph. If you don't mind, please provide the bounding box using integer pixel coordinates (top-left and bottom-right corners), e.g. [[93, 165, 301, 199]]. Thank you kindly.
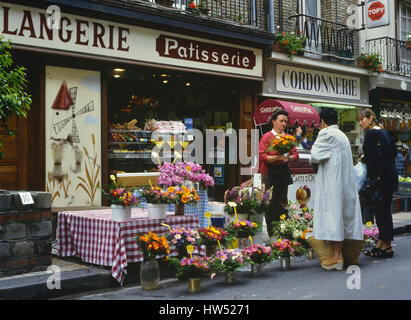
[[174, 256, 210, 279], [242, 244, 273, 265], [137, 231, 170, 261], [287, 202, 314, 249], [198, 226, 230, 255], [167, 227, 201, 258], [158, 161, 214, 188], [363, 221, 379, 247], [226, 220, 259, 238], [266, 133, 297, 154], [171, 186, 200, 206], [223, 185, 268, 216], [208, 249, 246, 272], [271, 214, 303, 241], [139, 185, 178, 204], [357, 53, 384, 73], [271, 238, 307, 258]]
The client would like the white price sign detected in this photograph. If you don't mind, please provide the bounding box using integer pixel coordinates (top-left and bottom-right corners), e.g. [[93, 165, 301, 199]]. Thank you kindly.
[[19, 192, 34, 205]]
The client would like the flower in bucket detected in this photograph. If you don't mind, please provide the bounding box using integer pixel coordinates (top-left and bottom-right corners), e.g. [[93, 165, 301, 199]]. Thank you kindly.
[[223, 185, 270, 216], [198, 226, 229, 247], [363, 221, 379, 245], [172, 186, 200, 206], [208, 249, 246, 272], [139, 185, 178, 204], [266, 133, 297, 154], [178, 256, 210, 278], [102, 179, 138, 206], [167, 227, 201, 257], [158, 161, 214, 188], [271, 238, 307, 258], [226, 220, 259, 238], [242, 244, 273, 265], [137, 231, 170, 261]]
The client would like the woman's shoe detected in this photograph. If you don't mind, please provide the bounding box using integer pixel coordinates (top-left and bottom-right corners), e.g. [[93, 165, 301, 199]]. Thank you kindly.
[[378, 247, 394, 259], [364, 246, 381, 257], [321, 258, 344, 271]]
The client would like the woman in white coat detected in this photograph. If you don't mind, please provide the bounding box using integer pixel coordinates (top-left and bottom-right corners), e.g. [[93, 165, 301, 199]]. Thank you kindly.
[[310, 109, 364, 270]]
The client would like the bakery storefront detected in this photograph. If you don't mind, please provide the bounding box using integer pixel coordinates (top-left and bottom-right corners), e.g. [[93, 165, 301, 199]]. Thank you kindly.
[[259, 60, 370, 209], [0, 2, 265, 206]]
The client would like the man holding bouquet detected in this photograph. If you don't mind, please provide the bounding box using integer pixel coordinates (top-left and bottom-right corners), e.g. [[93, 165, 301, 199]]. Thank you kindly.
[[258, 108, 299, 243]]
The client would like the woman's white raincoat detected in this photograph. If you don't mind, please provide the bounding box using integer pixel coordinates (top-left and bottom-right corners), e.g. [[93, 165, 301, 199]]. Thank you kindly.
[[310, 125, 364, 241]]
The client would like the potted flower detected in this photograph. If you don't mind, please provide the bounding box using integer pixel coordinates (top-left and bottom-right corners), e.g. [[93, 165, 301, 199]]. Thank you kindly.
[[273, 30, 307, 58], [197, 226, 229, 256], [356, 53, 384, 73], [225, 220, 259, 249], [136, 231, 170, 290], [271, 238, 307, 270], [185, 0, 200, 14], [167, 227, 201, 258], [363, 221, 379, 249], [406, 34, 411, 49], [208, 249, 246, 284], [102, 176, 138, 221], [242, 244, 273, 277], [139, 185, 177, 219], [171, 256, 210, 293], [198, 1, 208, 15], [223, 186, 261, 220], [171, 185, 200, 216]]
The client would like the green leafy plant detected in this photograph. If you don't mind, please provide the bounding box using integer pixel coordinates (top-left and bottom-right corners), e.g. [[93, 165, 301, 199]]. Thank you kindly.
[[357, 53, 384, 73], [186, 0, 200, 14], [0, 37, 32, 158], [274, 31, 306, 58]]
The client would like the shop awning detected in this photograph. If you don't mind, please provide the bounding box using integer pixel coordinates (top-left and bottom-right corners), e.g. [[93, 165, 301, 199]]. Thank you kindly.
[[254, 99, 320, 127]]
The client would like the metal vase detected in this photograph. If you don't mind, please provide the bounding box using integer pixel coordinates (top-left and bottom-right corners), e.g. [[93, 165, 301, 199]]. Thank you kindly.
[[225, 271, 237, 284], [188, 278, 201, 293], [251, 263, 263, 277], [280, 256, 291, 270]]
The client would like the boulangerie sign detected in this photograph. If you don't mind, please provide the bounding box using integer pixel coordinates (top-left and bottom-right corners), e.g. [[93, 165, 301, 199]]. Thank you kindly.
[[0, 2, 263, 79], [366, 0, 390, 29]]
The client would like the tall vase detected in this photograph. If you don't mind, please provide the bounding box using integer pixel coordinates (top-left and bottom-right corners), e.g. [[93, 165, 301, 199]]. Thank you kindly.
[[225, 271, 237, 284], [139, 259, 160, 290], [188, 278, 201, 293], [147, 203, 167, 219], [111, 205, 132, 222], [237, 237, 250, 250], [280, 256, 291, 270], [206, 244, 217, 257], [175, 203, 184, 216], [251, 263, 263, 277]]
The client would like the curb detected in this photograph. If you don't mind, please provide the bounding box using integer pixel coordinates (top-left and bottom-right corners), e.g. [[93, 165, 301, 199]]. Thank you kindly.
[[0, 267, 114, 300]]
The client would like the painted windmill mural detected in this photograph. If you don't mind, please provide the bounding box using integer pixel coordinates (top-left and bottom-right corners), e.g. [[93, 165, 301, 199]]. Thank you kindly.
[[46, 67, 101, 207], [52, 82, 95, 144]]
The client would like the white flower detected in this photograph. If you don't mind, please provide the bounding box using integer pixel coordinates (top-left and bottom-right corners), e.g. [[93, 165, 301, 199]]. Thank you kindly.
[[175, 234, 181, 239]]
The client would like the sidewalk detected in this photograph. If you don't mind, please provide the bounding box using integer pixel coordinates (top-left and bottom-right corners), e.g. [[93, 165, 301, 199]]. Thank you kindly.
[[1, 211, 411, 300]]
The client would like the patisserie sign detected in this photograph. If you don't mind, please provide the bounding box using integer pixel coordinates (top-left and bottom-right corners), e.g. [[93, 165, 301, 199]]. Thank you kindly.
[[0, 2, 263, 79]]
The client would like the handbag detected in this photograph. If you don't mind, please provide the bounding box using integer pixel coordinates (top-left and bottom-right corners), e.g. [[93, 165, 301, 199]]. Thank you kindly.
[[359, 178, 382, 207]]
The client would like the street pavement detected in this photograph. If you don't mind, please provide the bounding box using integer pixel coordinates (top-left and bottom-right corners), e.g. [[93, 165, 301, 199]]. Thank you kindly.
[[61, 233, 411, 301], [1, 211, 411, 300]]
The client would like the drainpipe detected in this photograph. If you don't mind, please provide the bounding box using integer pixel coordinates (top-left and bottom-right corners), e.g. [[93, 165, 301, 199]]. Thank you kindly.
[[269, 0, 274, 33]]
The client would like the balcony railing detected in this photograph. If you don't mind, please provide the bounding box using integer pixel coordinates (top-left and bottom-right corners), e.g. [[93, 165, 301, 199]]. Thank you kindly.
[[136, 0, 269, 31], [365, 37, 411, 77], [288, 14, 358, 63]]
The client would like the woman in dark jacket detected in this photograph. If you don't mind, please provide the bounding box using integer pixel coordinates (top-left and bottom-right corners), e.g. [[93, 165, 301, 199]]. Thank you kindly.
[[358, 108, 398, 258]]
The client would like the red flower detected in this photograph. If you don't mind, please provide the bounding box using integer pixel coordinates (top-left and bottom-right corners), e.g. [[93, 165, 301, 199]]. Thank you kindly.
[[189, 2, 196, 8], [283, 40, 288, 45]]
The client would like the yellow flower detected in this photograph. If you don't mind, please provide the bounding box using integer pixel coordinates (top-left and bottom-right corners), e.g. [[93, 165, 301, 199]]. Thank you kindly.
[[366, 221, 373, 228], [280, 214, 286, 220]]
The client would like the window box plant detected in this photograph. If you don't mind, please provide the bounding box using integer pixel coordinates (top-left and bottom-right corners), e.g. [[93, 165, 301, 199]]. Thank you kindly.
[[356, 53, 384, 73], [406, 35, 411, 50], [273, 31, 307, 58]]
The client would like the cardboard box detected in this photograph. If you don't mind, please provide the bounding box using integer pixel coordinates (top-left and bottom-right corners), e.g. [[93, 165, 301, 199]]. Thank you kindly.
[[116, 172, 160, 187]]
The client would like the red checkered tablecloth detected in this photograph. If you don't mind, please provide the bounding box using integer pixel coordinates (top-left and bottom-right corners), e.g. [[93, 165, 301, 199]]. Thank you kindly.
[[57, 208, 203, 285]]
